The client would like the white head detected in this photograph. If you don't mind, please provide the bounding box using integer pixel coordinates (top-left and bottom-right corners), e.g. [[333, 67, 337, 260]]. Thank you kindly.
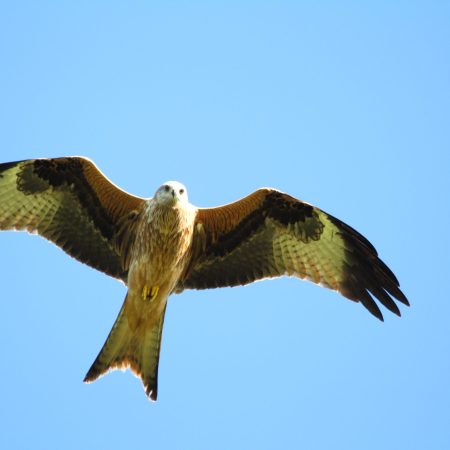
[[154, 181, 189, 206]]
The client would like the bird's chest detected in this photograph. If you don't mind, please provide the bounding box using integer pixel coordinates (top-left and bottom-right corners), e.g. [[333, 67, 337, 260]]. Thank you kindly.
[[130, 207, 193, 286], [146, 227, 187, 271]]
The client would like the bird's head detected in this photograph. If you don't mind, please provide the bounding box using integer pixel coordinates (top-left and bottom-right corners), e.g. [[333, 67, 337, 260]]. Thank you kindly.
[[154, 181, 189, 206]]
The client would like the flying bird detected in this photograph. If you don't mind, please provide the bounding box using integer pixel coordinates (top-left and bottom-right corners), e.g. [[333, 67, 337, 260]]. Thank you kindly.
[[0, 157, 408, 401]]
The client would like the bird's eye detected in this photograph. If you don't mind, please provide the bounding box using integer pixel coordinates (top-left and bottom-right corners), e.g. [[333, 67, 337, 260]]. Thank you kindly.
[[164, 185, 170, 192], [179, 189, 185, 195]]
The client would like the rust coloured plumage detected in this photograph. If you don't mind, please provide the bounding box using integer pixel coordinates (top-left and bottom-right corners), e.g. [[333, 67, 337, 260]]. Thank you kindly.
[[85, 194, 196, 400], [0, 156, 409, 401]]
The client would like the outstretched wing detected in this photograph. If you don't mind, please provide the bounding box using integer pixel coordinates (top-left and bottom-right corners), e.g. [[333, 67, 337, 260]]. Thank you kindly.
[[0, 157, 146, 281], [177, 189, 409, 320]]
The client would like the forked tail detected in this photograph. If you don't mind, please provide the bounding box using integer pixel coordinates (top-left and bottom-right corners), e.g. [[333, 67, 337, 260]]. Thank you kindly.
[[84, 294, 167, 401]]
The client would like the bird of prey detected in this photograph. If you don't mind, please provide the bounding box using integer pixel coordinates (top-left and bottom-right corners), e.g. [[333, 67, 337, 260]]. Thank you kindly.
[[0, 156, 408, 401]]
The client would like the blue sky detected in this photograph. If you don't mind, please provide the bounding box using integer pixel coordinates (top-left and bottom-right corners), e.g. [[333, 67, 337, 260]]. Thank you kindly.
[[0, 2, 449, 449]]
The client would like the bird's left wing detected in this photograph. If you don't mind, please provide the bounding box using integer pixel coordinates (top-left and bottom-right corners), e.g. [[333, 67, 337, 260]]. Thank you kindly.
[[0, 157, 146, 281], [177, 188, 408, 320]]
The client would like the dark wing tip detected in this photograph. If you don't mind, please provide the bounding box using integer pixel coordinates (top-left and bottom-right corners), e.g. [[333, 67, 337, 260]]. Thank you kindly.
[[340, 267, 408, 321], [360, 291, 385, 321], [328, 215, 409, 320], [388, 285, 410, 307]]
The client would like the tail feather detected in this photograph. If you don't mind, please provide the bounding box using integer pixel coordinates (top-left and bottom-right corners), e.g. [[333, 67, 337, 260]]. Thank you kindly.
[[84, 295, 167, 401]]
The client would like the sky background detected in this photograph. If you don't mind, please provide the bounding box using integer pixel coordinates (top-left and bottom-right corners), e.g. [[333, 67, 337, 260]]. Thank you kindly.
[[0, 2, 449, 450]]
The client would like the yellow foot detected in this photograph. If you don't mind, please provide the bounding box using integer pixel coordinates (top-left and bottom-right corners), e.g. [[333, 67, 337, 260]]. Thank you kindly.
[[142, 285, 159, 301]]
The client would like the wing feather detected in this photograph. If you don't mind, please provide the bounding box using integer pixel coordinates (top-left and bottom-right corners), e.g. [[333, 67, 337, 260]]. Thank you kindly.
[[178, 189, 408, 320], [0, 157, 145, 281]]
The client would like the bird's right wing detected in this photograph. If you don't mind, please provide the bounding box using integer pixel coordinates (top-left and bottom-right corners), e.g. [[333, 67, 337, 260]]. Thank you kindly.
[[0, 157, 146, 281], [178, 188, 408, 320]]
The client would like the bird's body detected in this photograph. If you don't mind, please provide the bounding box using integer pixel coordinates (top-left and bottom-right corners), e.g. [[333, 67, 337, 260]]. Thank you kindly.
[[85, 183, 197, 398], [0, 156, 409, 401], [128, 191, 195, 299]]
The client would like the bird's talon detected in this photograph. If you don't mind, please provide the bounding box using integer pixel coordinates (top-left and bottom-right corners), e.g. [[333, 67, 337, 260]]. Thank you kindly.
[[142, 285, 159, 301]]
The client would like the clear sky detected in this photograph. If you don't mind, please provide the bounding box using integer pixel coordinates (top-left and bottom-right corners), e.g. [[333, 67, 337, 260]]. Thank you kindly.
[[0, 2, 449, 450]]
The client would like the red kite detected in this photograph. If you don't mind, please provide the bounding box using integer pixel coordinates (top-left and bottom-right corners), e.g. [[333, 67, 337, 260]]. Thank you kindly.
[[0, 157, 408, 400]]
